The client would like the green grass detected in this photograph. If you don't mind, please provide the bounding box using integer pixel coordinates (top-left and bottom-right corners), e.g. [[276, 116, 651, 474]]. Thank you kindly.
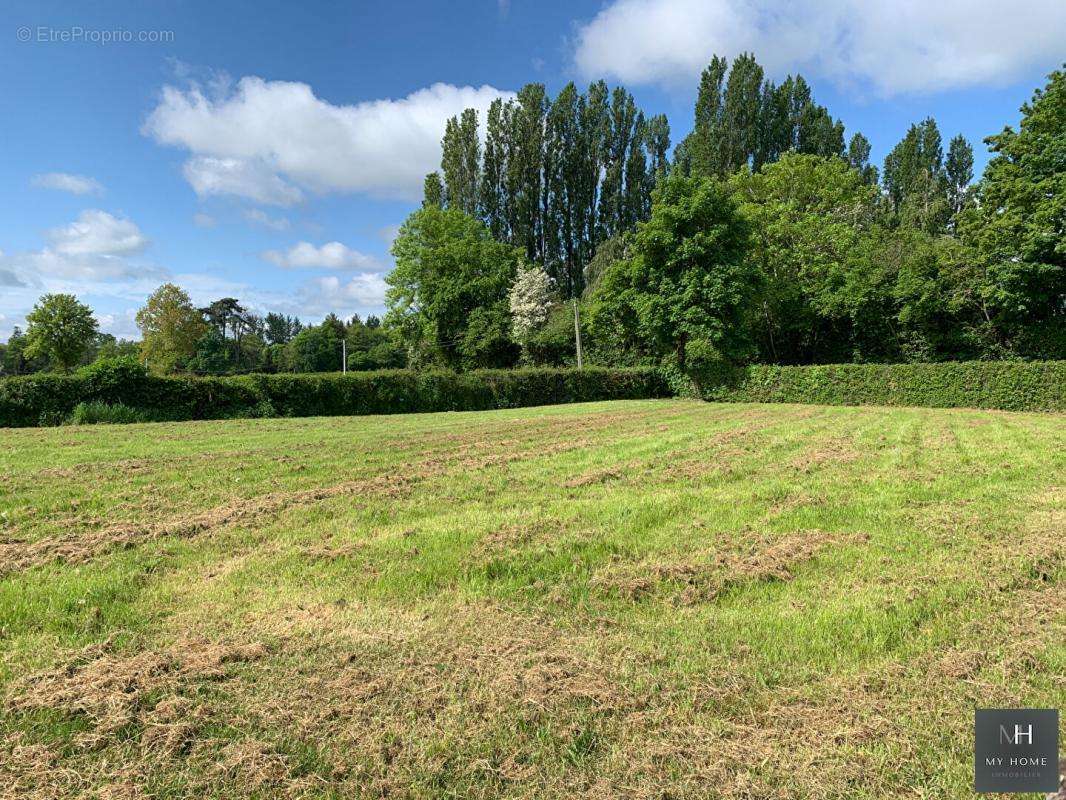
[[0, 399, 1062, 798]]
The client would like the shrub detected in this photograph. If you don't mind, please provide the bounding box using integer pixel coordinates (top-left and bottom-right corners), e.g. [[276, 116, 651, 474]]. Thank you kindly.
[[68, 401, 154, 425], [0, 367, 669, 427], [76, 357, 151, 404], [678, 361, 1066, 412], [4, 361, 1058, 428]]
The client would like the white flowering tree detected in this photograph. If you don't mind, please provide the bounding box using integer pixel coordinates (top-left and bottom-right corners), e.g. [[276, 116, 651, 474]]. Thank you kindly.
[[508, 263, 553, 347]]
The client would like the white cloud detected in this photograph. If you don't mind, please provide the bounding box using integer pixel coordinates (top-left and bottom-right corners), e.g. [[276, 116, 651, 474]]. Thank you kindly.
[[46, 210, 149, 257], [572, 0, 1066, 95], [261, 241, 383, 271], [31, 172, 105, 196], [243, 208, 291, 231], [9, 249, 161, 283], [183, 156, 304, 206], [144, 77, 514, 202], [296, 274, 389, 317], [192, 211, 216, 228], [169, 270, 387, 326], [0, 209, 168, 339]]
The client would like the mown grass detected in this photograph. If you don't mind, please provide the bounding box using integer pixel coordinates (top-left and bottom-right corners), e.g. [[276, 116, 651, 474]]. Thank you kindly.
[[0, 399, 1062, 799]]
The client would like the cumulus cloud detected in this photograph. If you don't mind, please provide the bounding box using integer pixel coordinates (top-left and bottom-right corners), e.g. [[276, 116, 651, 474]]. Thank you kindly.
[[0, 210, 163, 333], [183, 156, 304, 206], [31, 172, 104, 196], [572, 0, 1066, 95], [46, 210, 149, 257], [261, 241, 383, 271], [144, 77, 514, 202], [193, 212, 217, 228], [8, 249, 161, 283]]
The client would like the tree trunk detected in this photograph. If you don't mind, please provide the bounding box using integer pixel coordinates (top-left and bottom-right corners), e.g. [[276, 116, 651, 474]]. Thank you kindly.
[[572, 297, 584, 369]]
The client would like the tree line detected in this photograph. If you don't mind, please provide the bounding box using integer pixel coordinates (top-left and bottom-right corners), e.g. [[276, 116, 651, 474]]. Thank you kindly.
[[395, 55, 1062, 370], [1, 285, 407, 375], [3, 55, 1062, 377]]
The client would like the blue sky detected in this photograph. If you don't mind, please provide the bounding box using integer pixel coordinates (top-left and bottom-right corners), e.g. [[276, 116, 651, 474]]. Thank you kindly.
[[2, 0, 1063, 340]]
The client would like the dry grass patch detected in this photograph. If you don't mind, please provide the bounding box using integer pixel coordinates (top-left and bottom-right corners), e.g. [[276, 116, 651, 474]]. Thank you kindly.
[[787, 435, 861, 473], [7, 637, 270, 749], [592, 529, 869, 603]]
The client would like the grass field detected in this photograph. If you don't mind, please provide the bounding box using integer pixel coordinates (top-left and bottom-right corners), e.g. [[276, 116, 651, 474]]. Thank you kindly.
[[0, 399, 1062, 799]]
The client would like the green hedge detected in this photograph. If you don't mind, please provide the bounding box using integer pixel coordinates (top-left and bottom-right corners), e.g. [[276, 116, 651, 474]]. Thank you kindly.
[[0, 365, 670, 427], [687, 361, 1066, 412], [3, 360, 1061, 427]]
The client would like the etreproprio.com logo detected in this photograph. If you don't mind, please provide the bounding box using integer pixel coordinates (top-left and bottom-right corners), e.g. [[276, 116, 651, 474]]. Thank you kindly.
[[16, 26, 175, 44]]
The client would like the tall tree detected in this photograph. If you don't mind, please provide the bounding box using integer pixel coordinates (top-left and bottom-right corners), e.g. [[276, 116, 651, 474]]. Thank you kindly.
[[590, 174, 757, 370], [961, 67, 1066, 354], [683, 55, 846, 179], [719, 53, 764, 174], [422, 172, 444, 208], [137, 284, 208, 373], [264, 312, 298, 345], [443, 80, 664, 303], [689, 56, 728, 176], [479, 98, 508, 238], [24, 293, 98, 372], [598, 86, 639, 239], [883, 117, 950, 232], [386, 206, 522, 368], [576, 81, 610, 280], [544, 83, 582, 295], [508, 84, 548, 263], [846, 132, 878, 184], [945, 134, 975, 216], [440, 109, 480, 215], [729, 153, 883, 363]]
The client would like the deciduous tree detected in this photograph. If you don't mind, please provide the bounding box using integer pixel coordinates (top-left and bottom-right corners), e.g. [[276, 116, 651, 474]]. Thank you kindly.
[[136, 284, 208, 373], [24, 293, 98, 372]]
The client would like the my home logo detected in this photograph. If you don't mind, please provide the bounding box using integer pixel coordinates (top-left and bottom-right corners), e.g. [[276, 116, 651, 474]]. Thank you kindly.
[[974, 709, 1058, 793], [1000, 723, 1033, 746]]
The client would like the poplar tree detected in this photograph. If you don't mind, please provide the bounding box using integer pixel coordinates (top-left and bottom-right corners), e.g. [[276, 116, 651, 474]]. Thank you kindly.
[[479, 99, 508, 238], [422, 172, 444, 208], [683, 54, 847, 179], [945, 134, 974, 215], [883, 118, 951, 232], [440, 109, 480, 215], [847, 133, 878, 184]]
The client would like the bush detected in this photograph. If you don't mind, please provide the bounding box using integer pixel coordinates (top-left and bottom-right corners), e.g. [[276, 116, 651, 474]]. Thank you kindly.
[[678, 361, 1066, 412], [68, 401, 154, 425], [4, 362, 1058, 428], [76, 357, 151, 403], [0, 367, 669, 427]]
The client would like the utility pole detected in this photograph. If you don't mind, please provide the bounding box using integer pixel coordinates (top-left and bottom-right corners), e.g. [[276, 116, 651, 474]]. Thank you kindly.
[[572, 297, 584, 369], [341, 338, 347, 374]]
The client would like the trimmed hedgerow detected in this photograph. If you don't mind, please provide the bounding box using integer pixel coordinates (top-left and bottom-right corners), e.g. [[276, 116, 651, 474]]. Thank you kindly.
[[0, 364, 670, 427], [685, 360, 1066, 412], [2, 359, 1060, 427]]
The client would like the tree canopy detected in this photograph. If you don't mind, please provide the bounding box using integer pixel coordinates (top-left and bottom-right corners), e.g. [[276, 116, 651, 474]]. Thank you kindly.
[[387, 206, 523, 369], [590, 174, 757, 369], [25, 293, 98, 372]]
